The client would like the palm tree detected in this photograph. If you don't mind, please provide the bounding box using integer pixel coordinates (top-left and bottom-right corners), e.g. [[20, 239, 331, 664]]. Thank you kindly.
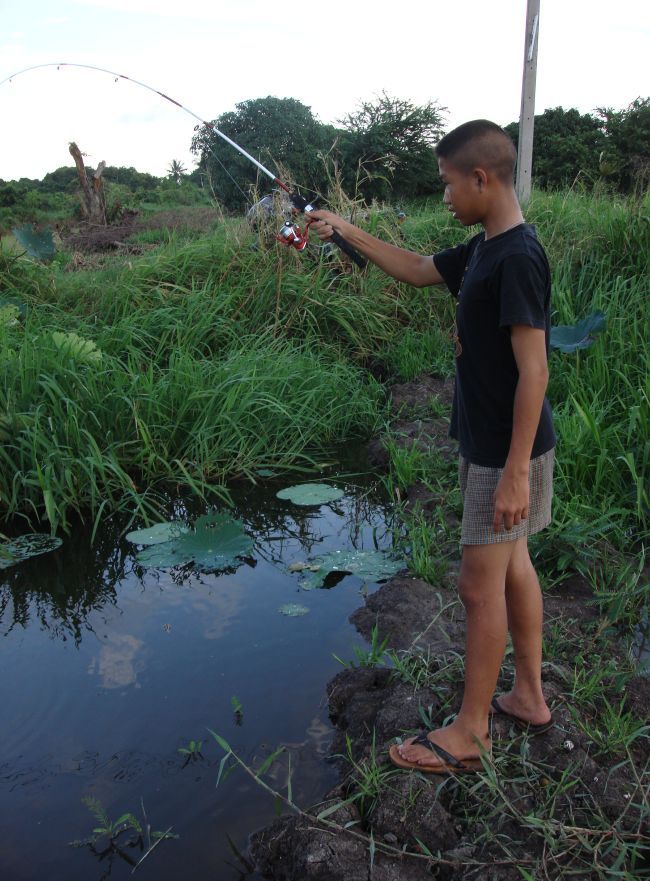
[[167, 159, 186, 185]]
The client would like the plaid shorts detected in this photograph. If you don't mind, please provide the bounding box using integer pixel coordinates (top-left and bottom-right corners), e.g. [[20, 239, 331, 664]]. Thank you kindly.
[[459, 448, 554, 545]]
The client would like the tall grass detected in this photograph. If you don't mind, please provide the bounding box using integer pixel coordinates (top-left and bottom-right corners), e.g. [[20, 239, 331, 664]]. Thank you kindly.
[[1, 188, 647, 544]]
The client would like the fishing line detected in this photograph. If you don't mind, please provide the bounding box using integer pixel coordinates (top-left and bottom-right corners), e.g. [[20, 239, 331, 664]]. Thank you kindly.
[[1, 62, 366, 267]]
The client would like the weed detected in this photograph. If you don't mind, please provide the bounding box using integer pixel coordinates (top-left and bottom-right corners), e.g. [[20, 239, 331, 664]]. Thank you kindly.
[[177, 738, 203, 761], [70, 796, 177, 871], [333, 621, 390, 669], [571, 697, 650, 757]]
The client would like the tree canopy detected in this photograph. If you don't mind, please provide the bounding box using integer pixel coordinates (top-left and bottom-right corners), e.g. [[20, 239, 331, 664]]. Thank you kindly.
[[338, 92, 446, 201], [505, 99, 650, 193], [191, 96, 334, 210], [190, 93, 447, 210]]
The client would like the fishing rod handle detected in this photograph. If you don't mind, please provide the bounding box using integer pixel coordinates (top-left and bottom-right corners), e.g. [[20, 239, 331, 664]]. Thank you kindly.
[[329, 231, 367, 269], [290, 193, 367, 269]]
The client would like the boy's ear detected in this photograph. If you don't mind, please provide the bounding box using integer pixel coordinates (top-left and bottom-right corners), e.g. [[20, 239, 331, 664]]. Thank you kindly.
[[474, 168, 488, 190]]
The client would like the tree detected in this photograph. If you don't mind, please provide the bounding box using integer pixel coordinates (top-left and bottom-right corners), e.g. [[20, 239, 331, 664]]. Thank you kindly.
[[191, 96, 334, 210], [167, 159, 187, 185], [337, 92, 446, 202], [596, 98, 650, 194], [505, 107, 605, 189]]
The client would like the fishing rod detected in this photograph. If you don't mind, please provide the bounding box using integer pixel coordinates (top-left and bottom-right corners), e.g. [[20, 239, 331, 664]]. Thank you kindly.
[[0, 62, 366, 268]]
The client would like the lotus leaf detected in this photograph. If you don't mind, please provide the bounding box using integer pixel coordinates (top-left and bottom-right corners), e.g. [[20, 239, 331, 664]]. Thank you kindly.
[[278, 603, 310, 617], [12, 224, 56, 261], [126, 522, 188, 545], [300, 549, 404, 590], [51, 331, 103, 365], [256, 468, 277, 478], [550, 311, 606, 353], [0, 304, 20, 328], [276, 483, 344, 506], [135, 512, 253, 572], [0, 296, 27, 320], [0, 533, 63, 570]]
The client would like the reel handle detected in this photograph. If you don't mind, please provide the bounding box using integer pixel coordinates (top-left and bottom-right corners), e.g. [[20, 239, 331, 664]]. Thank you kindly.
[[289, 193, 367, 269]]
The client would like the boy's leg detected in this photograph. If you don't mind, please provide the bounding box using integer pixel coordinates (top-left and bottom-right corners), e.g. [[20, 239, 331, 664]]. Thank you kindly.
[[496, 539, 551, 725], [398, 538, 518, 768]]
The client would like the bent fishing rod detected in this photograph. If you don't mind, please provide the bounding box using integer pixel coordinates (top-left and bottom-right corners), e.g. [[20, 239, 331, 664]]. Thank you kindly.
[[0, 62, 366, 268]]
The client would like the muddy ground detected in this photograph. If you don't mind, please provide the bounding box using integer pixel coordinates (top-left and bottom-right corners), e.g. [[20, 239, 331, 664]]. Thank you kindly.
[[248, 375, 650, 880]]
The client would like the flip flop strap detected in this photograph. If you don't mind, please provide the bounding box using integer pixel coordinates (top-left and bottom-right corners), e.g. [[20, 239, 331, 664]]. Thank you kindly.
[[411, 732, 466, 769]]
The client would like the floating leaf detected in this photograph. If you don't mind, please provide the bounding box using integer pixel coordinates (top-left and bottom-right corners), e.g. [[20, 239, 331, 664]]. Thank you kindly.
[[550, 311, 606, 353], [0, 533, 62, 570], [0, 304, 20, 328], [278, 603, 310, 617], [135, 512, 253, 572], [0, 296, 27, 320], [126, 521, 188, 545], [12, 224, 56, 261], [300, 549, 404, 590], [51, 331, 103, 365], [255, 468, 277, 478], [276, 483, 344, 506]]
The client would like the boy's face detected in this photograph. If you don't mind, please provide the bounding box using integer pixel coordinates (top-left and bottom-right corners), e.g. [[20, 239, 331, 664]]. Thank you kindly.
[[438, 158, 484, 226]]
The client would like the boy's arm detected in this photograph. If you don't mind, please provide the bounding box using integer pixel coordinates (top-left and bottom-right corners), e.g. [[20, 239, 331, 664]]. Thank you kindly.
[[307, 209, 444, 288], [492, 325, 550, 533]]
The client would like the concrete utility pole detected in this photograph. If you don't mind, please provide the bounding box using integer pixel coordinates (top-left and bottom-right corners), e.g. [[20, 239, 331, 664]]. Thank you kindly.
[[516, 0, 540, 205]]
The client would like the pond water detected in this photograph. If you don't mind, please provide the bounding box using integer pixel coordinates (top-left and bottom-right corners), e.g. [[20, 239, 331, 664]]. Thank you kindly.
[[0, 467, 400, 881]]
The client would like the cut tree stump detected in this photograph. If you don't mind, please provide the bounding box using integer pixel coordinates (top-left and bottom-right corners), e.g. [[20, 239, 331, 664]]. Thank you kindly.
[[69, 141, 107, 226]]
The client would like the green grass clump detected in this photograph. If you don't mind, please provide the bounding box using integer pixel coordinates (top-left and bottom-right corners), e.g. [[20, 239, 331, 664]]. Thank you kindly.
[[0, 320, 382, 531], [1, 188, 648, 558]]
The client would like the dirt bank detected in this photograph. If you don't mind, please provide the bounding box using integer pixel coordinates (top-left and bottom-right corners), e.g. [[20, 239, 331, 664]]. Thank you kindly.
[[248, 375, 650, 881]]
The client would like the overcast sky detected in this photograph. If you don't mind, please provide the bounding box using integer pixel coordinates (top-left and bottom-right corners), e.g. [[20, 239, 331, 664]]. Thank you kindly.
[[1, 0, 648, 181]]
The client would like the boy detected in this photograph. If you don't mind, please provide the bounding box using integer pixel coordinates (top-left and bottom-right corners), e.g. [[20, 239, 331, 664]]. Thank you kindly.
[[308, 120, 555, 773]]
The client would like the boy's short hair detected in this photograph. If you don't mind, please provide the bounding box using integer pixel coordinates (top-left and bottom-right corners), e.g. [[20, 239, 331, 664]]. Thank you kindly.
[[435, 120, 517, 184]]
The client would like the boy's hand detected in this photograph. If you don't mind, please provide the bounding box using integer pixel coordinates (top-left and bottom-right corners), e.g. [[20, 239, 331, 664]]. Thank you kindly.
[[306, 209, 349, 242], [492, 469, 529, 532]]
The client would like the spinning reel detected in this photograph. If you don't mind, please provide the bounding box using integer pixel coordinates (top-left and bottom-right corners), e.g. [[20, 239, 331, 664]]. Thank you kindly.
[[275, 194, 320, 253]]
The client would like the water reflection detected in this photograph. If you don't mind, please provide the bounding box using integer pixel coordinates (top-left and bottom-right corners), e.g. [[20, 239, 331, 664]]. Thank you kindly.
[[0, 466, 396, 881], [0, 474, 398, 646]]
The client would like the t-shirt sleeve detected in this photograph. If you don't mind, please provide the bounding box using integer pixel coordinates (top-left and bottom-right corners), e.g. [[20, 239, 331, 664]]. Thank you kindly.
[[433, 242, 470, 296], [496, 253, 548, 330]]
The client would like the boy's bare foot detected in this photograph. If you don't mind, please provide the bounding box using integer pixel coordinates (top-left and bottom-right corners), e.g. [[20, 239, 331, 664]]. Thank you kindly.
[[397, 720, 490, 769], [491, 689, 551, 726]]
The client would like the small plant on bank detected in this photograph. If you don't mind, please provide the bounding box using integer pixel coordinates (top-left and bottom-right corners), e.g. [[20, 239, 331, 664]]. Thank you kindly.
[[337, 730, 402, 824], [333, 621, 390, 669], [571, 696, 650, 757]]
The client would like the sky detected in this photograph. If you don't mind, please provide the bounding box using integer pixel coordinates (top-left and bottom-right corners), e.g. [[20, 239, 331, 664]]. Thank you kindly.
[[1, 0, 648, 182]]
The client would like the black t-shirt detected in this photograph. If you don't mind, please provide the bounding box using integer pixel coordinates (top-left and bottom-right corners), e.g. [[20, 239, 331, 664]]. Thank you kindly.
[[433, 223, 556, 467]]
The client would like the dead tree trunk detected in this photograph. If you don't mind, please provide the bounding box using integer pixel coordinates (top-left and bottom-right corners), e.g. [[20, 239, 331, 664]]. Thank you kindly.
[[69, 142, 107, 225]]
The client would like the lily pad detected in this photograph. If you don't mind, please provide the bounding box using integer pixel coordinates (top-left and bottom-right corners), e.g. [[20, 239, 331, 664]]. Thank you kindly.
[[12, 224, 55, 261], [278, 603, 310, 617], [0, 533, 63, 570], [135, 512, 253, 572], [51, 331, 103, 365], [256, 468, 277, 478], [550, 311, 606, 353], [0, 303, 20, 328], [276, 483, 344, 506], [126, 521, 188, 545], [300, 549, 404, 590], [0, 296, 27, 320]]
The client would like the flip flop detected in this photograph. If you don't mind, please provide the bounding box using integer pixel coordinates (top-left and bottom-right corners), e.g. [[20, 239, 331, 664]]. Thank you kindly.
[[490, 696, 554, 735], [388, 732, 485, 775]]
